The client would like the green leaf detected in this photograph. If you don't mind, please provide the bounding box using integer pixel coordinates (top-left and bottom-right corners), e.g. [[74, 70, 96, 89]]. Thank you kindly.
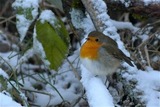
[[54, 18, 70, 46], [36, 20, 69, 70]]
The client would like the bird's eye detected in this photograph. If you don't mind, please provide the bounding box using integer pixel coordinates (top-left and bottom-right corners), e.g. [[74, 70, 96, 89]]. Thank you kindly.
[[95, 38, 99, 42], [86, 38, 90, 40]]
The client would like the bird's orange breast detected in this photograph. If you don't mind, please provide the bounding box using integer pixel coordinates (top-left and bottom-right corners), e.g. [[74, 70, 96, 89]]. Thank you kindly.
[[80, 40, 102, 60]]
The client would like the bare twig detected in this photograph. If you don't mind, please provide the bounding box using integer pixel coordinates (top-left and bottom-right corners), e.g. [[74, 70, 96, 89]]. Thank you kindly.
[[21, 87, 53, 96], [144, 46, 151, 67], [137, 31, 159, 48], [66, 57, 80, 80], [0, 15, 16, 24]]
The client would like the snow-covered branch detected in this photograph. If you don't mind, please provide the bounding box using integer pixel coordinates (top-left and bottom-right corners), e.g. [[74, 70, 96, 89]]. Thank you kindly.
[[81, 65, 114, 107], [81, 0, 109, 32]]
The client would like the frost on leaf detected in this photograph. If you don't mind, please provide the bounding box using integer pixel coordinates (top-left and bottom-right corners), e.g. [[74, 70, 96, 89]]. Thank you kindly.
[[12, 0, 39, 42]]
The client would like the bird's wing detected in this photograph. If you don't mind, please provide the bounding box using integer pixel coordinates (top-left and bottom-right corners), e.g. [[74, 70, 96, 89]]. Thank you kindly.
[[101, 44, 134, 67], [103, 36, 118, 47]]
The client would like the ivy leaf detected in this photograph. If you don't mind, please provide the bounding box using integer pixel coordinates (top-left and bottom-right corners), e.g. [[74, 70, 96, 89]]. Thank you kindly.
[[36, 20, 69, 70]]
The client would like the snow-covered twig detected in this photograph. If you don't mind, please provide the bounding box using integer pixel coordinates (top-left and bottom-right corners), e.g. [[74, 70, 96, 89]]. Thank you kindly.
[[110, 20, 139, 33]]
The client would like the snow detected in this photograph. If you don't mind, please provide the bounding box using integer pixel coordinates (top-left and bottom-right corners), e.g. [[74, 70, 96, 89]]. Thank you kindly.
[[0, 92, 22, 107], [15, 15, 32, 41], [37, 78, 82, 106], [12, 0, 40, 8], [91, 0, 107, 13], [70, 9, 95, 33], [123, 67, 160, 107], [111, 20, 139, 33], [39, 10, 57, 25], [143, 0, 160, 5], [0, 68, 8, 79], [7, 50, 82, 106], [140, 34, 149, 42], [12, 0, 40, 42], [81, 65, 114, 107], [119, 0, 131, 7], [32, 53, 82, 106], [7, 80, 28, 106], [8, 67, 82, 106], [0, 52, 18, 69], [136, 71, 160, 106], [152, 56, 160, 62]]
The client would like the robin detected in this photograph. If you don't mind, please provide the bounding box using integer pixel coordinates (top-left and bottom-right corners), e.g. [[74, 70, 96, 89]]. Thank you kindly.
[[80, 31, 134, 75]]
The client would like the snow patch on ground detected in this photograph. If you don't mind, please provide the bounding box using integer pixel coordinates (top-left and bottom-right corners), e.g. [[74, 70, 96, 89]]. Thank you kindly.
[[0, 92, 22, 107], [0, 52, 18, 68], [0, 68, 8, 79], [123, 67, 160, 107]]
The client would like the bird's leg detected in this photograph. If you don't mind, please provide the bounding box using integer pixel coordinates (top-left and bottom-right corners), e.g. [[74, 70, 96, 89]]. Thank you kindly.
[[105, 75, 109, 87]]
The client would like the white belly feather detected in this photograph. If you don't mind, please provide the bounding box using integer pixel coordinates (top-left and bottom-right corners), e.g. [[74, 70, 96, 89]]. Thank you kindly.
[[80, 58, 120, 75]]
